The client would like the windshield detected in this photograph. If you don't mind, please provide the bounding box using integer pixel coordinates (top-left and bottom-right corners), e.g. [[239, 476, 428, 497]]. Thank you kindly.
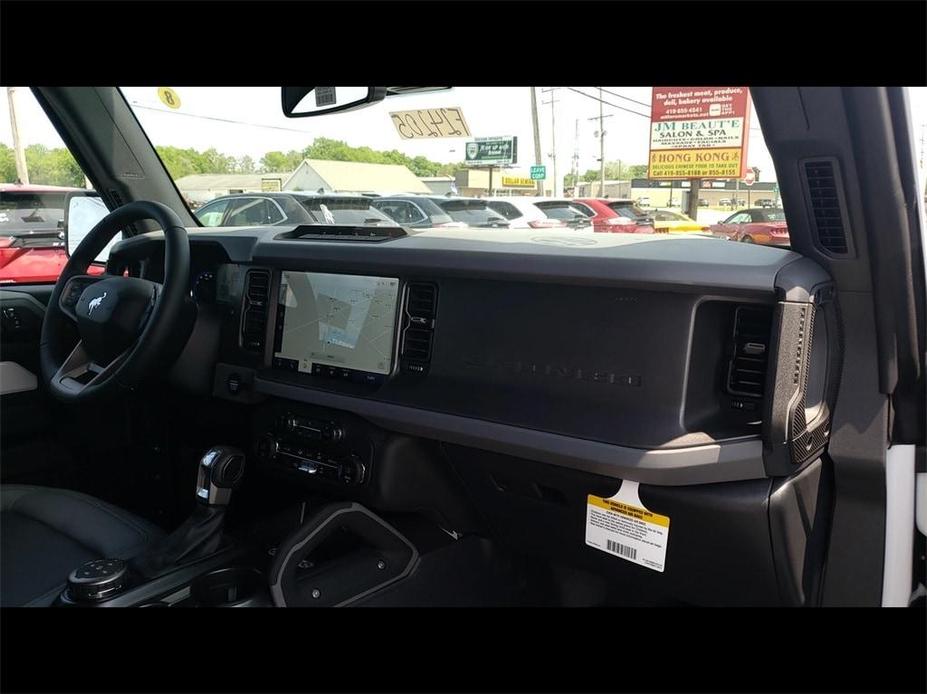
[[118, 86, 796, 243]]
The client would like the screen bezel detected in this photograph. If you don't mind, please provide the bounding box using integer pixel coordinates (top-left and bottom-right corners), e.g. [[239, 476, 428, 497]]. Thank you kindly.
[[270, 269, 404, 379]]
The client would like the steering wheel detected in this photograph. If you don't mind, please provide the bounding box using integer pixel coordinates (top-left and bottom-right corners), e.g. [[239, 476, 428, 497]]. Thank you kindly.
[[40, 201, 190, 402]]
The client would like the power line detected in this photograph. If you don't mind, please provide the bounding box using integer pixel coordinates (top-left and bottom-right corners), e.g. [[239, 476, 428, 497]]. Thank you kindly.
[[585, 87, 765, 133], [595, 87, 652, 110], [130, 102, 319, 135], [566, 88, 651, 120]]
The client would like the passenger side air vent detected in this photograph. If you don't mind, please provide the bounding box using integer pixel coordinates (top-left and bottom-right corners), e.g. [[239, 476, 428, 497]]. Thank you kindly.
[[400, 282, 438, 375], [801, 158, 851, 255], [241, 269, 271, 354], [727, 305, 774, 398]]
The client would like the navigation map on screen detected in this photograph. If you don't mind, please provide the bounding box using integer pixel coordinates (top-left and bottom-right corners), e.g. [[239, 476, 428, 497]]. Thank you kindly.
[[274, 271, 400, 375]]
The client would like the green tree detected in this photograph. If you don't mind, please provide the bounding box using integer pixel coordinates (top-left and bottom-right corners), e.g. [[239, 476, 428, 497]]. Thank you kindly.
[[0, 144, 18, 182], [156, 146, 205, 179], [260, 151, 290, 172], [24, 145, 84, 186]]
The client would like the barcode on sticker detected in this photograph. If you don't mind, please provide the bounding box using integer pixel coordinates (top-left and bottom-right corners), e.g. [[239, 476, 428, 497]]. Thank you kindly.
[[606, 539, 637, 560]]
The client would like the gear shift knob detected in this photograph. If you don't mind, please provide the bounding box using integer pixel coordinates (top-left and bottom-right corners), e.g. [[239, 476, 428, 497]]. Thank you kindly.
[[196, 446, 245, 506]]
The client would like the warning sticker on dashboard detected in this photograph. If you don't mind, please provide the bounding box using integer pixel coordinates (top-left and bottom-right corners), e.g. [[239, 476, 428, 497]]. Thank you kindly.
[[585, 483, 670, 572]]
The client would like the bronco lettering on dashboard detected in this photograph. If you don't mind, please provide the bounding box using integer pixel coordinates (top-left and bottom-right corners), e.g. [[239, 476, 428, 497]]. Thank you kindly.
[[462, 356, 641, 387]]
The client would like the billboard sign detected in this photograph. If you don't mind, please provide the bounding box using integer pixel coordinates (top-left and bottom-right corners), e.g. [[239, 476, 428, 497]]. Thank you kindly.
[[464, 136, 518, 166], [648, 87, 750, 179]]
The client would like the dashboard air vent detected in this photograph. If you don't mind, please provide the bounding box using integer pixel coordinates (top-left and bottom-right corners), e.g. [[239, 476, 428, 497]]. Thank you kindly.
[[401, 328, 433, 362], [727, 305, 773, 399], [406, 283, 437, 325], [400, 282, 438, 374], [802, 158, 850, 254], [241, 269, 270, 353]]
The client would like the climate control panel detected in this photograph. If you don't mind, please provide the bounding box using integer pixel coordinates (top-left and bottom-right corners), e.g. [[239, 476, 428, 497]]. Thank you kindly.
[[254, 405, 374, 488]]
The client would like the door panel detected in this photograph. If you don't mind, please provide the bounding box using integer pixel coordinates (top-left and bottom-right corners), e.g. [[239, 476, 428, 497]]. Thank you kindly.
[[0, 286, 66, 482]]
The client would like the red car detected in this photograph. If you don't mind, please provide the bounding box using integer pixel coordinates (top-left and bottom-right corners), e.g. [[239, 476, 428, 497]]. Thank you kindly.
[[709, 207, 790, 246], [571, 198, 655, 233], [0, 183, 105, 284]]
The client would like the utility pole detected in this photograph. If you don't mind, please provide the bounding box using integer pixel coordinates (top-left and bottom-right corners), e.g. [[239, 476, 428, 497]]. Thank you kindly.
[[587, 104, 613, 198], [572, 118, 580, 197], [599, 88, 605, 197], [541, 88, 559, 197], [7, 87, 29, 184], [530, 87, 543, 196]]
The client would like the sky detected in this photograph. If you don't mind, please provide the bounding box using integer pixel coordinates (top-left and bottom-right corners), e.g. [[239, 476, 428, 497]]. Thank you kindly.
[[3, 86, 927, 191]]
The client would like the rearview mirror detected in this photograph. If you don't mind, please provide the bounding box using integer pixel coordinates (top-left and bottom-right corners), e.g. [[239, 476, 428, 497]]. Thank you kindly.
[[281, 87, 388, 118], [281, 87, 453, 118], [64, 192, 120, 262]]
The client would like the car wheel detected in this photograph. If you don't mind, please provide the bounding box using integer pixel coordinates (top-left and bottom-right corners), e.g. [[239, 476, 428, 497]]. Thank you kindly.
[[741, 235, 754, 243]]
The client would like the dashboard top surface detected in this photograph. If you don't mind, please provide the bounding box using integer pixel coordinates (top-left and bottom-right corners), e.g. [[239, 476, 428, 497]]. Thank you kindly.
[[113, 225, 801, 295]]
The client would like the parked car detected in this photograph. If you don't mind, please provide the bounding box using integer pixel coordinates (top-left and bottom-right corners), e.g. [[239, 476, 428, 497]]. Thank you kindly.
[[709, 207, 790, 246], [194, 192, 398, 228], [698, 198, 710, 207], [635, 196, 651, 207], [0, 183, 105, 284], [755, 198, 777, 208], [370, 196, 464, 229], [571, 198, 654, 233], [650, 209, 708, 234], [388, 195, 510, 229], [485, 197, 594, 232]]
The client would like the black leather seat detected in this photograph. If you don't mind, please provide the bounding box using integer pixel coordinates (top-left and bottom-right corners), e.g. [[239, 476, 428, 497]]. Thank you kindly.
[[0, 485, 164, 606]]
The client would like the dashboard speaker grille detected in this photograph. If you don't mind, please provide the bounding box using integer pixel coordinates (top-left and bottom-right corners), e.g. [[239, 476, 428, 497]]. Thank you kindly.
[[241, 269, 270, 353], [727, 305, 773, 398]]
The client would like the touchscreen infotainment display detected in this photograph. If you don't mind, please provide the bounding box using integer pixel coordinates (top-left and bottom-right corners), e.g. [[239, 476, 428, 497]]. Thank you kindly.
[[273, 271, 400, 377]]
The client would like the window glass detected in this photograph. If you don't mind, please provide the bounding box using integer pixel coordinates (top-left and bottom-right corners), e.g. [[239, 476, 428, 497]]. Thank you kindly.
[[607, 202, 648, 220], [437, 200, 508, 226], [536, 201, 588, 220], [374, 200, 426, 224], [760, 209, 786, 222], [196, 198, 231, 226], [486, 201, 521, 220], [297, 197, 397, 226], [0, 88, 110, 284], [225, 198, 273, 226]]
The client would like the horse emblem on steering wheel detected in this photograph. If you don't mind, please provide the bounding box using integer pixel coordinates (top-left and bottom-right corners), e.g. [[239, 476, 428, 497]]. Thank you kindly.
[[87, 292, 108, 317]]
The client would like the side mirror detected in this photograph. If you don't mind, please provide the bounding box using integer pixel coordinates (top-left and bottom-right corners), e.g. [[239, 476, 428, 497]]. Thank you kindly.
[[281, 87, 388, 118], [64, 192, 118, 262]]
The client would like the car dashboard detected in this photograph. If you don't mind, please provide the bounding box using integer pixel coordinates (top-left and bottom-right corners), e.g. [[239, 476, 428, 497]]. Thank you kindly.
[[105, 223, 841, 606], [109, 224, 837, 486]]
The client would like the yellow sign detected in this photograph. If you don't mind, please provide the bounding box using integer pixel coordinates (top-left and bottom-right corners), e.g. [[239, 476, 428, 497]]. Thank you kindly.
[[501, 175, 534, 188], [587, 495, 670, 528], [261, 178, 283, 192], [648, 147, 742, 179], [157, 87, 181, 109]]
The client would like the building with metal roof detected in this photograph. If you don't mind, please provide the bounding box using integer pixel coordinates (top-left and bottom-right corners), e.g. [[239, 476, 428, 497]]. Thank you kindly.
[[286, 159, 430, 194], [174, 172, 294, 204]]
